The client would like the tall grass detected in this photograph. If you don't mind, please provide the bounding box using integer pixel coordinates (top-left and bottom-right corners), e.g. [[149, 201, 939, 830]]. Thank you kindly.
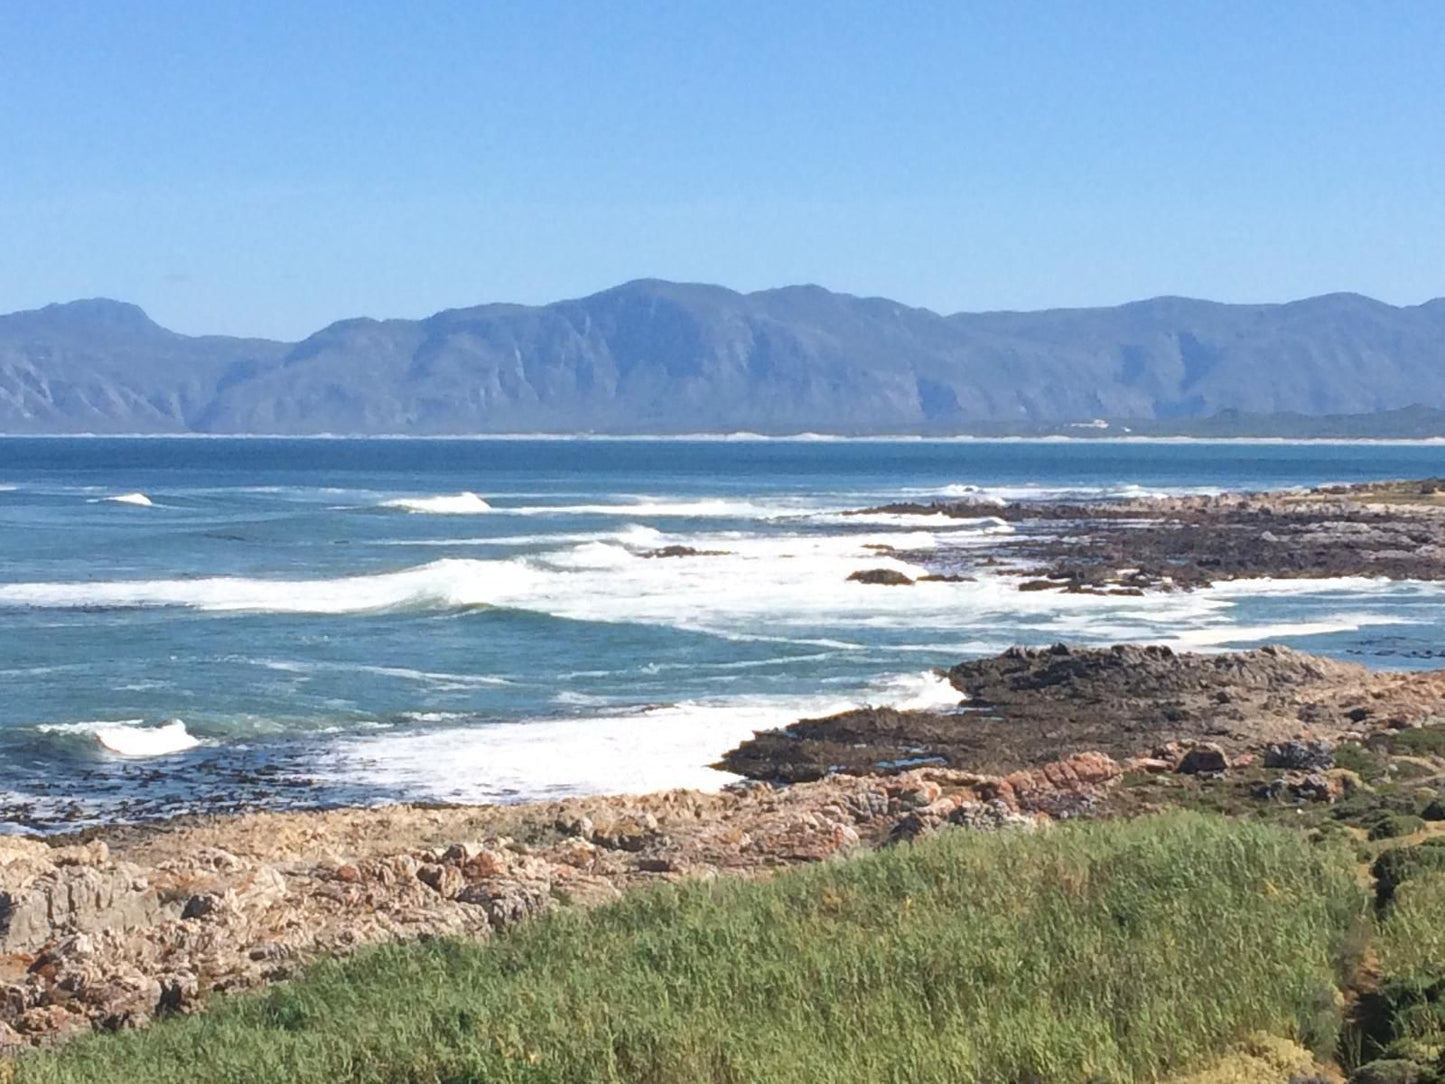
[[1378, 872, 1445, 984], [18, 814, 1364, 1084]]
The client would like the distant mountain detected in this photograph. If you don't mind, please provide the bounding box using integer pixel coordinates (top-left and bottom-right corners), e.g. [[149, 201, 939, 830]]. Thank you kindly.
[[2, 282, 1444, 435]]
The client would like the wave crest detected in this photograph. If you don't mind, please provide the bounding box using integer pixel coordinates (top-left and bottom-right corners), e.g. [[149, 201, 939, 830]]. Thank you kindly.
[[36, 718, 200, 757], [380, 492, 491, 514], [0, 558, 530, 614]]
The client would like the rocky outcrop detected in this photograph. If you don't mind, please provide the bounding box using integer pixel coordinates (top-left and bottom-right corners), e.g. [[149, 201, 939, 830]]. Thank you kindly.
[[846, 568, 915, 586], [0, 841, 160, 955], [719, 645, 1445, 782], [856, 478, 1445, 591]]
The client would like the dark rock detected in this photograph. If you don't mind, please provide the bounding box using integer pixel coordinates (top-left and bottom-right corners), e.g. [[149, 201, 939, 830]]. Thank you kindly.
[[1018, 579, 1062, 592], [1175, 744, 1229, 775], [640, 546, 729, 559], [847, 568, 914, 586], [180, 894, 220, 921], [1264, 740, 1336, 772], [721, 644, 1409, 784]]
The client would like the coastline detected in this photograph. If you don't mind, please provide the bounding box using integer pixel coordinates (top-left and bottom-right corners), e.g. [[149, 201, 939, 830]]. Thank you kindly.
[[4, 431, 1445, 444], [7, 475, 1445, 1066]]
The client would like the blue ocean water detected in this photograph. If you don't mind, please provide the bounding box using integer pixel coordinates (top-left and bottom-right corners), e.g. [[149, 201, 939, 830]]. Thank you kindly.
[[1, 436, 1442, 831]]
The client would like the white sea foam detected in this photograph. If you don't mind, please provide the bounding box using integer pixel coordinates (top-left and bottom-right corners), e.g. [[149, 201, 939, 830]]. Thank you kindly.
[[246, 658, 514, 689], [0, 522, 1227, 645], [321, 669, 959, 801], [380, 492, 491, 514], [916, 482, 1225, 503], [1202, 576, 1407, 597], [869, 670, 964, 710], [100, 492, 153, 507], [1168, 613, 1416, 649], [0, 558, 537, 614], [37, 718, 200, 757], [503, 497, 816, 519], [812, 511, 1013, 532], [373, 525, 670, 549]]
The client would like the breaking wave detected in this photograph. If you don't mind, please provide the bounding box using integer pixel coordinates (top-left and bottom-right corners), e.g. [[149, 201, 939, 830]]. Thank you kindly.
[[0, 558, 532, 614], [380, 492, 492, 514], [36, 718, 200, 757], [99, 492, 154, 507]]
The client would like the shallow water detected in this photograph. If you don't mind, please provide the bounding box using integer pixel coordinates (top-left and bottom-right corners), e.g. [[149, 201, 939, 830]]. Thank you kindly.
[[1, 436, 1442, 830]]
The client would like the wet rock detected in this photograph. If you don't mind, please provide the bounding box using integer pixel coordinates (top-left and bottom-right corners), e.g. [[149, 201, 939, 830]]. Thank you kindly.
[[640, 546, 730, 559], [847, 568, 914, 586]]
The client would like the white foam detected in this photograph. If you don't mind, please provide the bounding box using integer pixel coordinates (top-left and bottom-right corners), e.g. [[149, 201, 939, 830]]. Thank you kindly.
[[814, 511, 1013, 532], [503, 497, 815, 519], [101, 492, 153, 507], [247, 658, 514, 689], [914, 482, 1225, 503], [373, 525, 669, 549], [869, 670, 963, 710], [37, 718, 200, 757], [1168, 613, 1416, 649], [380, 492, 491, 514], [322, 669, 959, 801], [1202, 576, 1405, 597], [0, 558, 537, 614]]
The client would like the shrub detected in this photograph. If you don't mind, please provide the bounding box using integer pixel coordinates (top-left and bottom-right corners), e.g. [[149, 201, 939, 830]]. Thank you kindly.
[[1369, 815, 1428, 842]]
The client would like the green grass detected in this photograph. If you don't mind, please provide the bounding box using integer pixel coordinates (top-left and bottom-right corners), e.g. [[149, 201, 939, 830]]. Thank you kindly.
[[1379, 872, 1445, 987], [17, 814, 1366, 1084], [1352, 871, 1445, 1073], [1388, 726, 1445, 759]]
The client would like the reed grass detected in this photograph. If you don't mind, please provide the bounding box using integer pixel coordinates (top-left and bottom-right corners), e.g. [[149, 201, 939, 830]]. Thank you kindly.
[[17, 813, 1365, 1084]]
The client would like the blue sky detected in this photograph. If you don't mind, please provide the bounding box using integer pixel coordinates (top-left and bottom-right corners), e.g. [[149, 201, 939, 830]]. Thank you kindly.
[[2, 2, 1442, 339]]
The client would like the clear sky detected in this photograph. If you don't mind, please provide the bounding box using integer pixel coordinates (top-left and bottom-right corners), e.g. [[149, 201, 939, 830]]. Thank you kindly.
[[2, 1, 1443, 340]]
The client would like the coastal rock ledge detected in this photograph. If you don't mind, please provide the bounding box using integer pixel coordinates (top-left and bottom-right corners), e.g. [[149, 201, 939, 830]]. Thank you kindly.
[[718, 644, 1445, 782]]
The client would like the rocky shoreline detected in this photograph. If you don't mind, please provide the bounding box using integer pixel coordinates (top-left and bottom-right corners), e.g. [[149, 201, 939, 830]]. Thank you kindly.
[[719, 644, 1445, 782], [7, 638, 1445, 1053], [854, 476, 1445, 591], [0, 746, 1120, 1052], [9, 478, 1445, 1057]]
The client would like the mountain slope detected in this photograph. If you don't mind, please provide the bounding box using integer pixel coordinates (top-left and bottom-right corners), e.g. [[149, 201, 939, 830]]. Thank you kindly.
[[0, 300, 285, 433], [3, 283, 1444, 434]]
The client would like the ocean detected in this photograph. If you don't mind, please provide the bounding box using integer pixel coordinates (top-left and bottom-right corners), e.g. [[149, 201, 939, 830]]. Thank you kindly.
[[1, 436, 1442, 832]]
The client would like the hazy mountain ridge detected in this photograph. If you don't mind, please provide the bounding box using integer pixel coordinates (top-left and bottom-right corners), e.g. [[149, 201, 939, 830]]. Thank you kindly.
[[2, 283, 1444, 434]]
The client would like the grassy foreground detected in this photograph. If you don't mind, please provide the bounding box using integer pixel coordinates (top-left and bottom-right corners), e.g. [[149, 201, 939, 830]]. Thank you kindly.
[[17, 814, 1366, 1084]]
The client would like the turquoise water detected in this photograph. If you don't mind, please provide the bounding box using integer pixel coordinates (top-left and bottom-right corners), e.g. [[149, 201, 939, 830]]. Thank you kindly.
[[1, 437, 1442, 830]]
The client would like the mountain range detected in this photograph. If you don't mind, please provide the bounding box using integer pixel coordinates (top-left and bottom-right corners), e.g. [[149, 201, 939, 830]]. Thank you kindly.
[[2, 281, 1444, 435]]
